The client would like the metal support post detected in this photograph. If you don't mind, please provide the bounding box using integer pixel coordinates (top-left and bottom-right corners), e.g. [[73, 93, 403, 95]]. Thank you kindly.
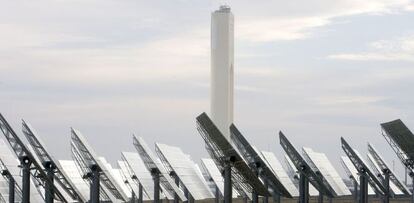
[[410, 172, 414, 203], [215, 185, 220, 203], [138, 183, 143, 203], [131, 190, 136, 203], [299, 165, 309, 203], [383, 169, 390, 203], [184, 186, 189, 203], [272, 190, 280, 203], [20, 156, 31, 203], [359, 171, 368, 203], [173, 173, 179, 203], [90, 164, 100, 203], [224, 159, 232, 203], [353, 178, 358, 202], [152, 168, 160, 203], [2, 170, 15, 203], [262, 178, 268, 203], [318, 191, 323, 203], [252, 170, 259, 203], [44, 161, 55, 203]]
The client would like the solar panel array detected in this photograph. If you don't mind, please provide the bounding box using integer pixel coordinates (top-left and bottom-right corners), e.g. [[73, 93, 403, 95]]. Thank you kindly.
[[132, 135, 186, 201], [70, 128, 129, 201], [302, 147, 351, 196], [117, 160, 143, 200], [280, 132, 335, 198], [381, 119, 414, 160], [22, 121, 86, 202], [230, 124, 292, 198], [155, 143, 214, 200], [0, 111, 412, 203], [0, 139, 44, 202], [283, 154, 319, 196], [340, 156, 376, 195], [196, 112, 269, 197], [261, 151, 299, 197], [121, 151, 161, 200], [367, 143, 410, 196]]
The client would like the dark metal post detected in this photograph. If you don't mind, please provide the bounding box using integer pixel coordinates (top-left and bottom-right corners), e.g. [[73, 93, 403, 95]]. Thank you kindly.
[[359, 172, 368, 203], [224, 160, 232, 203], [272, 190, 280, 203], [252, 169, 258, 203], [184, 187, 189, 203], [383, 169, 390, 203], [20, 156, 31, 203], [44, 161, 55, 203], [318, 191, 323, 203], [2, 171, 16, 203], [299, 166, 309, 203], [353, 177, 358, 202], [316, 172, 323, 203], [138, 183, 143, 203], [131, 190, 136, 203], [215, 185, 220, 203], [90, 164, 100, 203], [410, 172, 414, 203], [173, 173, 179, 203], [262, 178, 268, 203], [152, 168, 160, 203]]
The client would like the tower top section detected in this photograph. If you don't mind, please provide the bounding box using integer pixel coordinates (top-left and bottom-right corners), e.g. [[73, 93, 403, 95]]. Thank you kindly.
[[216, 5, 231, 13]]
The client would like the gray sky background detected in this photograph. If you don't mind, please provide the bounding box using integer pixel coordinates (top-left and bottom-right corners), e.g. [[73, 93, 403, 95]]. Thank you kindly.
[[1, 0, 414, 178]]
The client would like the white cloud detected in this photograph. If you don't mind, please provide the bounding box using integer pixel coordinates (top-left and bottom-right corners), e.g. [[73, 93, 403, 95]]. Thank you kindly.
[[328, 34, 414, 61], [234, 0, 413, 42]]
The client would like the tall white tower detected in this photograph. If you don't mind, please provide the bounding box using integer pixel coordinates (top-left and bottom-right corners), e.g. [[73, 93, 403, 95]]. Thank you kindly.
[[211, 5, 234, 139]]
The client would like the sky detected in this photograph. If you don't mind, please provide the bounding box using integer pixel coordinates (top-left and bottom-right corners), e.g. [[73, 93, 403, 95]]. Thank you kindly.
[[1, 0, 414, 179]]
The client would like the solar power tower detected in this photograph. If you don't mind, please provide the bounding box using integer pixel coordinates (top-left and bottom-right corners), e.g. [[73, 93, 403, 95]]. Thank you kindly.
[[155, 143, 214, 202], [70, 128, 129, 203], [302, 147, 352, 197], [341, 138, 387, 203], [0, 113, 67, 203], [381, 119, 414, 203], [279, 131, 335, 203], [367, 143, 410, 196], [132, 135, 187, 203], [230, 124, 293, 203], [21, 120, 86, 202], [196, 112, 269, 203]]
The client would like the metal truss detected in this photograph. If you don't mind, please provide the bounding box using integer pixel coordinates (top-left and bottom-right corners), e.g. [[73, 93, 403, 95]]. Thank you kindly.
[[230, 124, 292, 198], [70, 139, 111, 201], [0, 113, 67, 202], [279, 131, 336, 198], [0, 158, 22, 199], [132, 135, 187, 201], [367, 143, 411, 195], [71, 129, 127, 201], [22, 121, 85, 202], [196, 113, 268, 197], [381, 129, 414, 170], [340, 137, 386, 195]]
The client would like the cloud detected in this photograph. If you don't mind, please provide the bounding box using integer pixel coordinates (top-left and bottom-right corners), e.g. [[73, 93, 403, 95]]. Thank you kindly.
[[328, 34, 414, 61], [233, 0, 413, 42]]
